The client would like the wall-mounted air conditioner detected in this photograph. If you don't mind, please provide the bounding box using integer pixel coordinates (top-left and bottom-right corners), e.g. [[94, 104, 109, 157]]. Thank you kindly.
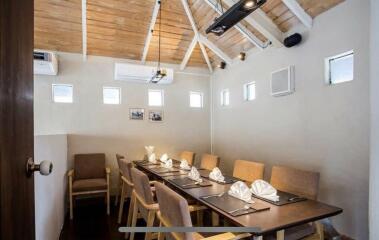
[[33, 51, 58, 75], [114, 63, 174, 84], [270, 65, 295, 97]]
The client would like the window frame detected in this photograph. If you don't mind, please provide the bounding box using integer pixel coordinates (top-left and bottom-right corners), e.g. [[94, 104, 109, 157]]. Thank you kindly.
[[148, 89, 164, 107], [189, 91, 204, 108], [243, 81, 256, 101], [52, 84, 73, 103], [325, 50, 354, 85], [220, 89, 230, 107], [103, 86, 121, 105]]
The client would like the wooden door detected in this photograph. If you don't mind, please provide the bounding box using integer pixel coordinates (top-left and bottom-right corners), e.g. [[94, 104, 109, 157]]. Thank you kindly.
[[0, 0, 35, 239]]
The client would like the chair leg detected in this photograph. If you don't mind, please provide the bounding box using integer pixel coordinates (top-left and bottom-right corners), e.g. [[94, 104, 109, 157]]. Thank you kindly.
[[145, 210, 156, 240], [276, 230, 284, 240], [69, 194, 73, 220], [115, 174, 121, 206], [118, 182, 126, 224], [158, 221, 164, 240], [196, 209, 204, 226], [211, 211, 219, 226], [130, 197, 139, 240], [125, 193, 135, 239], [107, 189, 110, 215]]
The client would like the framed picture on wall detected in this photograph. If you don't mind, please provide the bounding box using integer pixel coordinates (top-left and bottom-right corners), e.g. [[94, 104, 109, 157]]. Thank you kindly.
[[129, 108, 145, 120], [149, 110, 163, 122]]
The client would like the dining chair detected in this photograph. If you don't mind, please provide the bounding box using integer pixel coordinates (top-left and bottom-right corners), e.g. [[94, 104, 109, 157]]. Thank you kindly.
[[117, 158, 134, 225], [270, 166, 322, 240], [179, 151, 196, 166], [232, 159, 265, 184], [115, 154, 125, 206], [200, 154, 220, 171], [154, 181, 251, 240], [67, 153, 110, 220]]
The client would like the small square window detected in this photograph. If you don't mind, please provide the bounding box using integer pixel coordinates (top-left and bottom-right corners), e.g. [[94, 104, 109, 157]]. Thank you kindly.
[[325, 51, 354, 85], [190, 92, 203, 108], [103, 87, 121, 104], [220, 89, 230, 106], [148, 89, 164, 107], [244, 82, 256, 101], [52, 84, 73, 103]]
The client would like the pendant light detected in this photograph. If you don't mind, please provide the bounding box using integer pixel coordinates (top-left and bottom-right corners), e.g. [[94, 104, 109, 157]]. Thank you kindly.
[[150, 0, 167, 84]]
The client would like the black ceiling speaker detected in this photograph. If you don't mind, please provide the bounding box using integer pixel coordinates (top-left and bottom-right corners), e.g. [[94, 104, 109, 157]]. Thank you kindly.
[[206, 0, 267, 36], [218, 61, 226, 69], [284, 33, 302, 48]]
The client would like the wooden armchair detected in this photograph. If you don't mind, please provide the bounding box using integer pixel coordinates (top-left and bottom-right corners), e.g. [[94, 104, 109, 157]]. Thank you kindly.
[[232, 159, 265, 184], [179, 151, 196, 166], [115, 154, 125, 206], [68, 153, 110, 220], [154, 182, 250, 240], [200, 154, 220, 171]]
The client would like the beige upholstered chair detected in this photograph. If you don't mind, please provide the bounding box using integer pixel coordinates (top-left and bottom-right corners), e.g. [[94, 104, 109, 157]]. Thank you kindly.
[[154, 182, 250, 240], [179, 151, 196, 166], [200, 154, 220, 171], [117, 158, 134, 225], [115, 154, 125, 206], [130, 168, 159, 240], [232, 160, 265, 184], [270, 166, 322, 240], [67, 153, 110, 219]]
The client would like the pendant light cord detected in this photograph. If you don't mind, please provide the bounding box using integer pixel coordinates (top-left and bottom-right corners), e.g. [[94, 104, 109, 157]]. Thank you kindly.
[[158, 0, 161, 70]]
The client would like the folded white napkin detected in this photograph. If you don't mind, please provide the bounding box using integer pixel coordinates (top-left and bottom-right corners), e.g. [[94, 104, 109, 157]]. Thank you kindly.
[[188, 167, 202, 182], [228, 181, 253, 203], [148, 153, 157, 163], [251, 180, 280, 202], [209, 167, 225, 183], [180, 159, 191, 170], [160, 153, 169, 163], [161, 159, 173, 168], [145, 146, 155, 159]]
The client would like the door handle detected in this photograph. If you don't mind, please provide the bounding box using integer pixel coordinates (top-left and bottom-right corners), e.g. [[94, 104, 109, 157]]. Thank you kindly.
[[26, 157, 53, 176]]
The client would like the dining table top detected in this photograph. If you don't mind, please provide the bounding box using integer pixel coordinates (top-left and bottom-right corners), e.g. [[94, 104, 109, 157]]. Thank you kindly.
[[133, 160, 343, 236]]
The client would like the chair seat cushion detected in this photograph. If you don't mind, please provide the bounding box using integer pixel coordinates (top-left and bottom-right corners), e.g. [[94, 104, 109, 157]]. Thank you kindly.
[[73, 178, 107, 192]]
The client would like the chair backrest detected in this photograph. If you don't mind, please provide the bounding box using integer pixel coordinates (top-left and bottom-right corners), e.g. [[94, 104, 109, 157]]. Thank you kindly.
[[119, 158, 133, 183], [270, 166, 320, 200], [74, 153, 105, 180], [200, 154, 220, 171], [179, 151, 196, 166], [233, 160, 264, 184], [155, 182, 194, 240], [116, 154, 125, 168], [130, 168, 154, 205]]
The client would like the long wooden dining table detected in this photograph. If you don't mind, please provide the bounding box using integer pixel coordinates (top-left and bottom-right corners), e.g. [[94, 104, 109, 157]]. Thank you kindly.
[[134, 160, 343, 239]]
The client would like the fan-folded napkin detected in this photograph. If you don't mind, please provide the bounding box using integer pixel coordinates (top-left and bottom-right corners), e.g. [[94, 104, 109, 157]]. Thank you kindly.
[[228, 181, 253, 203], [188, 167, 202, 182], [209, 167, 225, 183], [251, 180, 279, 202], [180, 159, 191, 170]]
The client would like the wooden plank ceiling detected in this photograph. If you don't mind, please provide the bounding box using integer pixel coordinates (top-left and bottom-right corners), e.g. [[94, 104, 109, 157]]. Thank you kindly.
[[34, 0, 344, 69]]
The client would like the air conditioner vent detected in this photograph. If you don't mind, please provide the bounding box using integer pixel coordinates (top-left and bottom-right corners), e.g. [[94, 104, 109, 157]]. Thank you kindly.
[[33, 51, 58, 76], [270, 66, 295, 97]]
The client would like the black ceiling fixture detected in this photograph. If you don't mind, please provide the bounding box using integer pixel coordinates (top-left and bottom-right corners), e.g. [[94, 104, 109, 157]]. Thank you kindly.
[[150, 0, 167, 84], [218, 61, 226, 69], [206, 0, 267, 36], [238, 52, 246, 61]]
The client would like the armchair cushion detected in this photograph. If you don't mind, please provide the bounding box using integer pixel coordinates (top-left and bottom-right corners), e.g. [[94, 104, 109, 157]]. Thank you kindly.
[[73, 178, 107, 192], [74, 153, 106, 180]]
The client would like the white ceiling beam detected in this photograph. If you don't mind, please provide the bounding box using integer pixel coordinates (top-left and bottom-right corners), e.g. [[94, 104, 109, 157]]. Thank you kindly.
[[180, 36, 198, 70], [141, 0, 161, 63], [203, 0, 267, 50], [282, 0, 313, 29], [181, 0, 232, 68], [198, 34, 232, 65], [222, 0, 284, 47], [82, 0, 87, 61], [198, 41, 213, 73]]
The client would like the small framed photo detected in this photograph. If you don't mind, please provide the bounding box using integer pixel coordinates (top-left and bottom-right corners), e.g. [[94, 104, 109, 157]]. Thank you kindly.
[[129, 108, 145, 120], [149, 110, 163, 122]]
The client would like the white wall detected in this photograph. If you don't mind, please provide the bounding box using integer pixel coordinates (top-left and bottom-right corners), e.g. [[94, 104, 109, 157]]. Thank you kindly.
[[34, 134, 68, 240], [370, 0, 379, 239], [211, 1, 369, 239], [34, 53, 211, 192]]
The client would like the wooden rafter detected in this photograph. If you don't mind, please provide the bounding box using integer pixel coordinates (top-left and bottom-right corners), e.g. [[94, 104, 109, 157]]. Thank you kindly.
[[142, 0, 161, 63], [282, 0, 313, 29], [199, 42, 213, 73], [180, 36, 198, 70], [203, 0, 267, 50], [82, 0, 87, 61], [181, 0, 233, 70], [222, 0, 284, 47]]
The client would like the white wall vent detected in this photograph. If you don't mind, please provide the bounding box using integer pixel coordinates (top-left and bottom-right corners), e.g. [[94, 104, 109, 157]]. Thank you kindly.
[[33, 51, 58, 75], [114, 63, 174, 84], [270, 66, 295, 97]]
